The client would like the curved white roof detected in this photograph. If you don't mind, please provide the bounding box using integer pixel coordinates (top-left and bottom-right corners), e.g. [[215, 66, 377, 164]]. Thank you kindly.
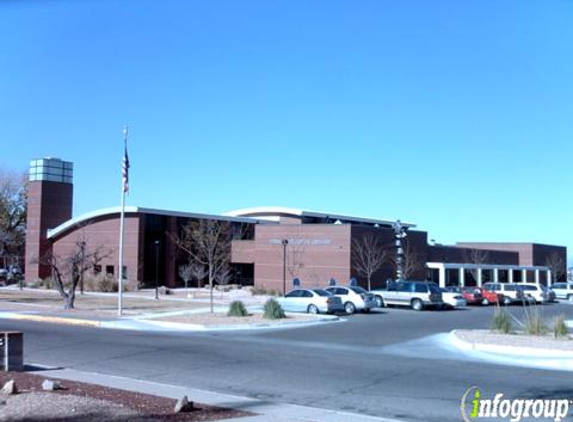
[[224, 206, 416, 228], [47, 206, 269, 240]]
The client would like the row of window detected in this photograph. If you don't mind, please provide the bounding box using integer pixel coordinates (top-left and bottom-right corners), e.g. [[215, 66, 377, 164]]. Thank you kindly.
[[93, 265, 127, 279]]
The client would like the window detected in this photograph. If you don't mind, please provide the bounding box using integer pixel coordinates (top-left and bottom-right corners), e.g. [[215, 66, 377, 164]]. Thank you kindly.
[[312, 289, 330, 297], [286, 290, 302, 298], [336, 288, 348, 295], [302, 290, 314, 297], [122, 266, 127, 280], [106, 265, 114, 276], [413, 283, 427, 293], [93, 265, 102, 275], [504, 285, 516, 291], [398, 283, 411, 292]]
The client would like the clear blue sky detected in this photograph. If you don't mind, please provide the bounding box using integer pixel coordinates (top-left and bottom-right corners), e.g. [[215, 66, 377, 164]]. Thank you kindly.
[[1, 0, 572, 262]]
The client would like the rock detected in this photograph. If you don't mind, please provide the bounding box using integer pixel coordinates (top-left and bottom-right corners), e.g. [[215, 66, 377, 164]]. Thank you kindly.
[[174, 395, 194, 413], [42, 379, 61, 391], [1, 379, 17, 395]]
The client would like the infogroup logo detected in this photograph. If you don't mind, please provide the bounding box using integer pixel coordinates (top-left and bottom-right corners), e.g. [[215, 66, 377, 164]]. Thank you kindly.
[[461, 387, 571, 422]]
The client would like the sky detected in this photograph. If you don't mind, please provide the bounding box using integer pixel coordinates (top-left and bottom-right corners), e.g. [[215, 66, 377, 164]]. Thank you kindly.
[[1, 0, 572, 262]]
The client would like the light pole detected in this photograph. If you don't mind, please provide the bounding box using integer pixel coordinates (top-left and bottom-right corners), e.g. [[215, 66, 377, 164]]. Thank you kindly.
[[393, 220, 407, 281], [281, 239, 288, 295], [154, 240, 160, 300]]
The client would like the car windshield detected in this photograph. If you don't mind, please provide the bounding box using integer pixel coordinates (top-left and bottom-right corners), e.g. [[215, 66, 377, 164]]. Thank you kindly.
[[350, 286, 367, 294], [312, 289, 331, 297]]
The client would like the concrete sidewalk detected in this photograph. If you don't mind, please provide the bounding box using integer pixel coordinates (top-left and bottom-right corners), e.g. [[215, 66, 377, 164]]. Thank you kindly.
[[31, 365, 404, 422]]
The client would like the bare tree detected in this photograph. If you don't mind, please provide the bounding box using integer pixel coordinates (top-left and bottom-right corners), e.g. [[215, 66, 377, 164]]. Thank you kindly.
[[351, 235, 388, 290], [461, 248, 490, 283], [0, 169, 27, 264], [34, 234, 111, 309], [172, 219, 236, 313], [178, 263, 193, 291], [546, 252, 566, 283], [285, 241, 306, 281]]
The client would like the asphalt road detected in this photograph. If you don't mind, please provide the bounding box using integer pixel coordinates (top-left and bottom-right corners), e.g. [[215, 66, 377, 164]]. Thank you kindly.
[[2, 302, 573, 422]]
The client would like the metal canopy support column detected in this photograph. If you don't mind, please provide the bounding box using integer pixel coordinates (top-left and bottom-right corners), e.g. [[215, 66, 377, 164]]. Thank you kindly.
[[508, 268, 514, 284], [477, 268, 483, 287], [493, 268, 499, 283], [459, 267, 465, 287], [522, 269, 527, 283], [547, 270, 552, 286], [535, 269, 540, 285]]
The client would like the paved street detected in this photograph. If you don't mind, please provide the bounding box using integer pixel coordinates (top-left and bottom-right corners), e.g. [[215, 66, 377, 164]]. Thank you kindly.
[[3, 303, 573, 422]]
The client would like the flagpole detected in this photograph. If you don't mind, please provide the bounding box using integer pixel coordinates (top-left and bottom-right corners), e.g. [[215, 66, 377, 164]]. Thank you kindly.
[[118, 125, 128, 316]]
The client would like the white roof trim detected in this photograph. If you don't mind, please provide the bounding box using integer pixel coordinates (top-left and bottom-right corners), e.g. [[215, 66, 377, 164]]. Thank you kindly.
[[427, 262, 550, 271], [47, 206, 271, 240], [224, 206, 416, 228]]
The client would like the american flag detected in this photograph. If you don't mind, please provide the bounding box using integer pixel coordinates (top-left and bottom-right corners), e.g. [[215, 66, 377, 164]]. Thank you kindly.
[[122, 146, 130, 193]]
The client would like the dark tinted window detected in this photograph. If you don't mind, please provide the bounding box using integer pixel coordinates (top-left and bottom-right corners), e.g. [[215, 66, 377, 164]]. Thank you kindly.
[[312, 289, 331, 297], [336, 288, 348, 295], [521, 285, 536, 291], [427, 283, 440, 293], [302, 290, 314, 298], [553, 283, 565, 289], [285, 290, 302, 298], [413, 283, 427, 293], [350, 287, 367, 294], [397, 283, 411, 292], [504, 285, 516, 291]]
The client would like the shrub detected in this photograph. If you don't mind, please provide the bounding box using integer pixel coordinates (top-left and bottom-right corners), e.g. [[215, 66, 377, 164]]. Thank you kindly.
[[251, 286, 280, 296], [83, 273, 118, 292], [227, 300, 248, 317], [523, 304, 547, 336], [553, 314, 569, 339], [491, 305, 512, 334], [263, 298, 285, 320]]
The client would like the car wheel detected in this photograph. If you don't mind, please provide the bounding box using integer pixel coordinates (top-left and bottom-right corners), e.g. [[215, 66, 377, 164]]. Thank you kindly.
[[307, 304, 319, 314], [411, 299, 423, 311], [344, 302, 356, 314], [503, 297, 512, 306], [375, 296, 384, 308], [481, 298, 490, 306]]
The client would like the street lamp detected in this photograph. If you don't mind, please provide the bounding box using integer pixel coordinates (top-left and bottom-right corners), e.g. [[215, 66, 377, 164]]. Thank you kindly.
[[281, 239, 288, 295], [154, 240, 160, 300], [393, 220, 407, 281]]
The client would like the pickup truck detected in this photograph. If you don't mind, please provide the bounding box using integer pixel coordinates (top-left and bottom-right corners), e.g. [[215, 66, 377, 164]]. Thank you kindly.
[[371, 281, 443, 311]]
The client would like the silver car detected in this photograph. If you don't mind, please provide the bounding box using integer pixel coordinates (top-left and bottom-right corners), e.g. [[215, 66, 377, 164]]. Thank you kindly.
[[325, 286, 377, 314], [277, 289, 345, 314], [550, 282, 573, 301]]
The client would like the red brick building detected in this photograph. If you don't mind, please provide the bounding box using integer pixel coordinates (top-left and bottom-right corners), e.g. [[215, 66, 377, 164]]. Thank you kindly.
[[25, 158, 568, 291]]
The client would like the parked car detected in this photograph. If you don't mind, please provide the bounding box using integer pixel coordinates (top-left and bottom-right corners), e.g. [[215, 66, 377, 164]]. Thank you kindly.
[[542, 285, 556, 302], [468, 286, 505, 306], [277, 288, 345, 314], [439, 288, 467, 309], [325, 286, 377, 314], [482, 283, 530, 305], [550, 282, 573, 301], [445, 286, 484, 305], [371, 281, 442, 311], [518, 283, 550, 304]]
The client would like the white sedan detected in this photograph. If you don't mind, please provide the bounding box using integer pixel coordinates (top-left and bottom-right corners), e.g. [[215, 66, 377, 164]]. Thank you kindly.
[[277, 289, 345, 314], [439, 288, 467, 309]]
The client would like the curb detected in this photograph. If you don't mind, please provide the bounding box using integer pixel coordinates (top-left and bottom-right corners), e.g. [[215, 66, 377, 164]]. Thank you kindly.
[[0, 312, 101, 328], [449, 330, 573, 358], [0, 310, 342, 332]]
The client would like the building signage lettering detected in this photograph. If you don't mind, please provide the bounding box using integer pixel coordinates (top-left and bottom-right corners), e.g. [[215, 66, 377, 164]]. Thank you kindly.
[[269, 238, 332, 246]]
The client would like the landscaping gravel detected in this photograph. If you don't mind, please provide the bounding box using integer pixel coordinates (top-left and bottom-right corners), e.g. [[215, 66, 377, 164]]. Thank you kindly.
[[0, 372, 253, 422], [455, 329, 573, 351]]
